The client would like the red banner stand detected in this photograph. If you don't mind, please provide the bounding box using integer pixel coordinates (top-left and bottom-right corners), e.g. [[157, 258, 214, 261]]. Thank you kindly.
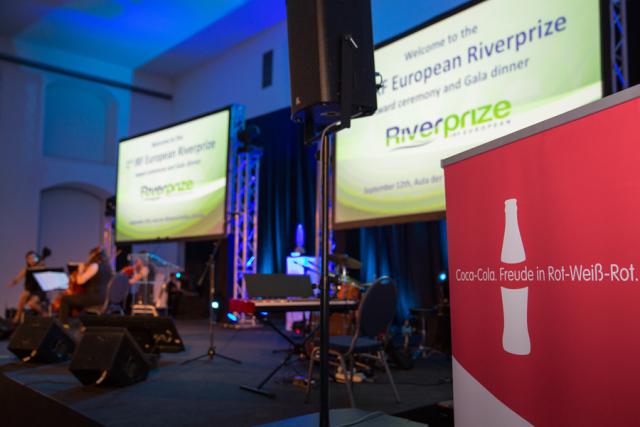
[[442, 85, 640, 427]]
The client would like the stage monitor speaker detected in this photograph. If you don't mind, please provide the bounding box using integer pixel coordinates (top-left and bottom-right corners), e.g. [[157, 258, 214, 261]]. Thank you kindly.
[[0, 317, 13, 340], [79, 314, 185, 353], [286, 0, 377, 126], [8, 317, 75, 363], [69, 327, 151, 386]]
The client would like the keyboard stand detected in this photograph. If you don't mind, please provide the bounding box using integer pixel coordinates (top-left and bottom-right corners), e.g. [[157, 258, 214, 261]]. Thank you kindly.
[[240, 315, 319, 398]]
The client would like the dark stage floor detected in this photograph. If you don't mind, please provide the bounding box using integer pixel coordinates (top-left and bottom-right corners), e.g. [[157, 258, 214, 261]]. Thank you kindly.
[[0, 320, 452, 426]]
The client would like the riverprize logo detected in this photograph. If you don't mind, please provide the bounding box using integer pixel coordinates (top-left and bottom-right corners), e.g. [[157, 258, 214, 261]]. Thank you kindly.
[[141, 180, 194, 200], [385, 99, 511, 148]]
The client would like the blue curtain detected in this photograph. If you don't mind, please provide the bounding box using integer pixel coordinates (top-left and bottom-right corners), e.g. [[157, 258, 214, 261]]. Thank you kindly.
[[341, 221, 448, 320], [247, 108, 318, 274], [247, 108, 448, 321]]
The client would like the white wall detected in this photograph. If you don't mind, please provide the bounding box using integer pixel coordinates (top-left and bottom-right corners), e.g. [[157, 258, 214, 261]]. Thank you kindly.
[[0, 3, 470, 312], [0, 37, 174, 310], [166, 22, 293, 280], [173, 21, 290, 121], [129, 70, 184, 268], [0, 59, 43, 313], [39, 187, 104, 266]]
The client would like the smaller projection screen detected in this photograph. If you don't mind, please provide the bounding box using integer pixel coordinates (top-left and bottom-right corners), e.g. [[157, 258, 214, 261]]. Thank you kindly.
[[116, 109, 230, 243], [335, 0, 604, 228]]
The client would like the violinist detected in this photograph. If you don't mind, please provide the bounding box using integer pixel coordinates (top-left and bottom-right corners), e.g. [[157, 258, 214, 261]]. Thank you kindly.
[[58, 246, 113, 326], [128, 257, 151, 304], [6, 250, 47, 324]]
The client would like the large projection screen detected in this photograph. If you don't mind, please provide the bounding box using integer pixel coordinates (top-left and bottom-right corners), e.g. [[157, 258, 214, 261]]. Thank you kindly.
[[116, 109, 230, 243], [335, 0, 604, 229]]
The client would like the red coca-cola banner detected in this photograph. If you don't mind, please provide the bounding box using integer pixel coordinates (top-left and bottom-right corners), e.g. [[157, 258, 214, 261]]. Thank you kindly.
[[443, 88, 640, 426]]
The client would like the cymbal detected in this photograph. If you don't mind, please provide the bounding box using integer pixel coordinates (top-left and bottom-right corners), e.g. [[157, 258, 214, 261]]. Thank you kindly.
[[328, 253, 362, 270], [335, 274, 360, 285]]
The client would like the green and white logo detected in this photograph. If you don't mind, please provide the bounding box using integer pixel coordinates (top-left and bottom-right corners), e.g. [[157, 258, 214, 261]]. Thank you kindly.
[[386, 100, 512, 148]]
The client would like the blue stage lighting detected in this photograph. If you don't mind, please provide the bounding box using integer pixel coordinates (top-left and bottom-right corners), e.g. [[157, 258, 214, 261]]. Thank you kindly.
[[211, 301, 220, 310], [439, 272, 448, 282], [176, 272, 182, 279], [227, 312, 238, 322]]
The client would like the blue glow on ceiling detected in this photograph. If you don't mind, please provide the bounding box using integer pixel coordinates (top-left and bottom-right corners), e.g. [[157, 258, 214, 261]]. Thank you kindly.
[[371, 0, 471, 44], [138, 0, 286, 75], [14, 0, 251, 68], [6, 0, 473, 77]]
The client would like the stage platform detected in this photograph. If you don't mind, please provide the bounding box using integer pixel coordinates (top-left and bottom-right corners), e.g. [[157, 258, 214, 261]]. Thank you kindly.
[[0, 320, 452, 426]]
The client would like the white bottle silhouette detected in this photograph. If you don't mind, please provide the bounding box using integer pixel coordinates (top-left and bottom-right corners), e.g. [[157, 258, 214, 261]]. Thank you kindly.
[[501, 199, 525, 264], [500, 287, 530, 355], [500, 198, 531, 355]]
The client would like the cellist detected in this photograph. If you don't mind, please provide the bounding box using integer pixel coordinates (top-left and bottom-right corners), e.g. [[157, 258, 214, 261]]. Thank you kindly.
[[58, 246, 113, 327]]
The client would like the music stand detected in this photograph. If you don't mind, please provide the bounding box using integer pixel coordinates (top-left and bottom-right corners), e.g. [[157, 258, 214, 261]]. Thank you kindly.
[[31, 268, 67, 292]]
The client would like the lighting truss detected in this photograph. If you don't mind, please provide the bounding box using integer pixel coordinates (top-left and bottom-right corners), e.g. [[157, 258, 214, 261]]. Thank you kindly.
[[610, 0, 629, 92]]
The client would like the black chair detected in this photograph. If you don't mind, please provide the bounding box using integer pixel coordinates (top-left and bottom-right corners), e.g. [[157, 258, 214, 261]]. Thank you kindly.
[[85, 273, 130, 315], [305, 276, 401, 407]]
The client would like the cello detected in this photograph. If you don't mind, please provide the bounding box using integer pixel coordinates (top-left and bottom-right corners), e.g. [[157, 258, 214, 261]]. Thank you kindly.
[[51, 262, 87, 313]]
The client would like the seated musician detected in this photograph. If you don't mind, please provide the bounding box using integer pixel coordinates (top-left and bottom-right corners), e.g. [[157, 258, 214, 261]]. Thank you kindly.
[[58, 246, 113, 326], [6, 250, 47, 324]]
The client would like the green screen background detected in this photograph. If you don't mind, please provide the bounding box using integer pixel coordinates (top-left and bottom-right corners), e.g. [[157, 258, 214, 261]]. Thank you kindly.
[[116, 110, 230, 242], [336, 0, 602, 226]]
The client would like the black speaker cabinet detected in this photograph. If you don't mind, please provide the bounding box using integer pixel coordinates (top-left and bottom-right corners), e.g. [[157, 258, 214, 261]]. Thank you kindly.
[[69, 327, 150, 386], [8, 317, 75, 363], [80, 315, 185, 353], [286, 0, 377, 125]]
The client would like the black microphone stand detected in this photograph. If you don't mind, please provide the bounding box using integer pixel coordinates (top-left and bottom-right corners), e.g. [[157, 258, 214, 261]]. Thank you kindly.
[[182, 239, 241, 365]]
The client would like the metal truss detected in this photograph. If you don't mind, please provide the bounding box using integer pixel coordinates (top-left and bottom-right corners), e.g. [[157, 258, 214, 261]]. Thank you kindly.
[[226, 105, 246, 236], [231, 146, 263, 301], [610, 0, 629, 92]]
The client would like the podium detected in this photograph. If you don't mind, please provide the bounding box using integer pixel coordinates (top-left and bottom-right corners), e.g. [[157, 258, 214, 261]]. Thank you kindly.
[[442, 86, 640, 426], [129, 252, 181, 316]]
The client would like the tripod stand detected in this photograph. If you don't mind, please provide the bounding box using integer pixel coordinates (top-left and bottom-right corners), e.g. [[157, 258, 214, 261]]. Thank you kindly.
[[182, 239, 241, 365]]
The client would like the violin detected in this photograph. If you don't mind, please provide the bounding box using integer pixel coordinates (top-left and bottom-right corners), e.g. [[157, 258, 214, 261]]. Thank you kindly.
[[120, 265, 135, 277]]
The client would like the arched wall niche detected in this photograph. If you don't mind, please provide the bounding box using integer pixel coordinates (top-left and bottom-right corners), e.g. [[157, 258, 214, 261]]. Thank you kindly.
[[38, 183, 109, 267]]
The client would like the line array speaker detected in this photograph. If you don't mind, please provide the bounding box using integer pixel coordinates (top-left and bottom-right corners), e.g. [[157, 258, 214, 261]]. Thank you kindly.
[[286, 0, 377, 127]]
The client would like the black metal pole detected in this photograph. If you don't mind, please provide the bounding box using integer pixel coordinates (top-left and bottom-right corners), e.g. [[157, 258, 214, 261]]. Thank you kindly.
[[208, 241, 219, 350], [317, 121, 342, 426], [0, 52, 172, 100], [319, 130, 331, 427], [181, 240, 241, 365], [320, 113, 350, 426]]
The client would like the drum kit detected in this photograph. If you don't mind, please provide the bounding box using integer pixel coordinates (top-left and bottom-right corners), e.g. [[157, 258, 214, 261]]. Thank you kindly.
[[304, 253, 367, 336], [327, 253, 364, 302]]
